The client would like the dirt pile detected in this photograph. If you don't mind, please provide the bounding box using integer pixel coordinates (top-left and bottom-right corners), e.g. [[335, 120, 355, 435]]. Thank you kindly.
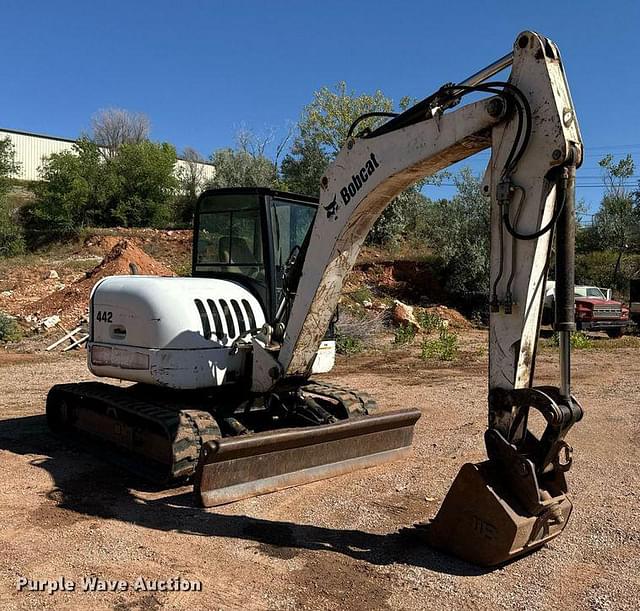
[[21, 239, 175, 325], [82, 228, 193, 270], [89, 239, 175, 277], [82, 234, 122, 254], [349, 260, 445, 303], [423, 305, 473, 329]]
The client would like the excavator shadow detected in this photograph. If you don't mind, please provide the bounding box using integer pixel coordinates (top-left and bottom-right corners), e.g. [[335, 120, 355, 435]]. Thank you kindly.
[[0, 414, 492, 577]]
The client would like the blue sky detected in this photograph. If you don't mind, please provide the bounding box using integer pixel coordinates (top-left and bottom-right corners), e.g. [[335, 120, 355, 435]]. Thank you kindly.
[[2, 1, 639, 213]]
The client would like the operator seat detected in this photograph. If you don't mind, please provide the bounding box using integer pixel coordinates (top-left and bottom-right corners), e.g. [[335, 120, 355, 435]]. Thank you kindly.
[[219, 236, 256, 264]]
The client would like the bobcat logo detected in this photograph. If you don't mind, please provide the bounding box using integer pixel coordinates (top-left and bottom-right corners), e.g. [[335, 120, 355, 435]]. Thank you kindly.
[[324, 194, 339, 220]]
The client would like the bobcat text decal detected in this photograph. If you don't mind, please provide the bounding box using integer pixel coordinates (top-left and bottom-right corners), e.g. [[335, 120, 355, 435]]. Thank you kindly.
[[324, 152, 380, 220]]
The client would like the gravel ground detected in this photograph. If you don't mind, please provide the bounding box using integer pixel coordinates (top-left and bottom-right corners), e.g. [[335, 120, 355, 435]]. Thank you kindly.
[[0, 337, 638, 610]]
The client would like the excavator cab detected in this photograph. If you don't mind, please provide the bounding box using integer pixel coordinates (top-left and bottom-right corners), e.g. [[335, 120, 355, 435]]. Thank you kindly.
[[191, 188, 318, 322]]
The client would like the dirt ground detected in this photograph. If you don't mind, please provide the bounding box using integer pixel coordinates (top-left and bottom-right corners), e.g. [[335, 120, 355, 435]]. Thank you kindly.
[[0, 338, 638, 611]]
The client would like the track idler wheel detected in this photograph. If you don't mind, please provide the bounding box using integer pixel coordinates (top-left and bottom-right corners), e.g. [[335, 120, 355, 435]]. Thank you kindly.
[[416, 460, 572, 566]]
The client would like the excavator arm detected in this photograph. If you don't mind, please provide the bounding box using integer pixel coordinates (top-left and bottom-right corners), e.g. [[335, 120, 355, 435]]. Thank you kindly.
[[272, 31, 582, 387], [199, 31, 584, 565]]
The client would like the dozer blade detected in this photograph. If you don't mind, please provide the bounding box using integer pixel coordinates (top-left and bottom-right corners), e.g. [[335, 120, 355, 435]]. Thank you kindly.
[[195, 408, 421, 507], [417, 461, 573, 566]]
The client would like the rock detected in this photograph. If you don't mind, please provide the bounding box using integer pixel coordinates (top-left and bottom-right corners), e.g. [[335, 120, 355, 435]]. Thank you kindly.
[[392, 299, 421, 331], [46, 270, 59, 280], [363, 299, 373, 308], [1, 290, 13, 297]]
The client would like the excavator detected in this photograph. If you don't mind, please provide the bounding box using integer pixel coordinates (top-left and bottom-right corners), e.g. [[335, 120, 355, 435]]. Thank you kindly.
[[46, 31, 583, 566]]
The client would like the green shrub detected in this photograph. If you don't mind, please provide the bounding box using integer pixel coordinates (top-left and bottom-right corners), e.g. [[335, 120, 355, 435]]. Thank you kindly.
[[0, 138, 24, 258], [0, 312, 22, 342], [421, 327, 459, 361], [393, 323, 416, 345], [349, 286, 373, 305], [24, 139, 178, 248], [416, 310, 442, 333], [173, 261, 192, 277], [0, 200, 25, 257], [546, 331, 594, 350], [335, 331, 364, 355], [571, 331, 594, 349]]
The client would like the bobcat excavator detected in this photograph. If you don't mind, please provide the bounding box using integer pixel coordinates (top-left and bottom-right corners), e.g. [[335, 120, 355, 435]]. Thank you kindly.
[[47, 31, 583, 566]]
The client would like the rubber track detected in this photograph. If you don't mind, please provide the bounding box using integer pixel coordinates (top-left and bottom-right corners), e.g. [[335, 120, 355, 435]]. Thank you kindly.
[[302, 380, 378, 417], [47, 382, 220, 483]]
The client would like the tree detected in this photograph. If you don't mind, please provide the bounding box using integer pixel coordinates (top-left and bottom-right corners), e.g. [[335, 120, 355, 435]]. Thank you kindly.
[[280, 81, 432, 243], [108, 141, 178, 227], [175, 147, 208, 224], [91, 108, 151, 157], [25, 138, 178, 245], [419, 168, 490, 294], [280, 138, 328, 196], [281, 81, 396, 197], [208, 129, 279, 189], [26, 139, 117, 245], [367, 188, 432, 245], [0, 137, 24, 257], [592, 154, 639, 287]]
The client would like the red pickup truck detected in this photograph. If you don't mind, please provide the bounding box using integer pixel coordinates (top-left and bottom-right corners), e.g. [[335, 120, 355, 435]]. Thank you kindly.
[[543, 282, 630, 338]]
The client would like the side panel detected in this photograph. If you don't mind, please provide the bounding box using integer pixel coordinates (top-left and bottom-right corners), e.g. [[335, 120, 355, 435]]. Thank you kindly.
[[88, 344, 246, 388]]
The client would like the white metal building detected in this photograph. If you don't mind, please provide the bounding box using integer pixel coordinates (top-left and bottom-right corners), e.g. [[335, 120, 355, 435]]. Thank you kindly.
[[0, 127, 216, 184]]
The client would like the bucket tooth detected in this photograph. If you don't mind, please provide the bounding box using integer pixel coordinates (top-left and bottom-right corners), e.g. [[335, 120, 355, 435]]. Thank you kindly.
[[195, 408, 421, 507], [416, 461, 572, 566]]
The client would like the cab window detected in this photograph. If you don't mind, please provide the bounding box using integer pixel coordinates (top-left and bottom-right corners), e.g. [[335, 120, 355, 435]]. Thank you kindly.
[[195, 194, 265, 282], [271, 198, 316, 297]]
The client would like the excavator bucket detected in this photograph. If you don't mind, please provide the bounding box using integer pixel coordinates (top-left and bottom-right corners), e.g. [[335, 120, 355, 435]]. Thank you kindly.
[[416, 461, 573, 566], [195, 408, 421, 507]]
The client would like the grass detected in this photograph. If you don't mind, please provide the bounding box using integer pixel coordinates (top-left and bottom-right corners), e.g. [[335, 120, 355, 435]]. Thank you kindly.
[[334, 309, 385, 355], [348, 286, 373, 305], [541, 331, 594, 350], [173, 261, 192, 277], [539, 331, 640, 351]]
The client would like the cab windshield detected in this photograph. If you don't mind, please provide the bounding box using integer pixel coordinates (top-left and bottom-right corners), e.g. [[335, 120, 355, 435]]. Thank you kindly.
[[195, 194, 265, 282], [194, 192, 317, 308], [575, 287, 606, 300]]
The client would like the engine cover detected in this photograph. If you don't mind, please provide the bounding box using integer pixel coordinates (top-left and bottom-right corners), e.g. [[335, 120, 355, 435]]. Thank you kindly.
[[87, 276, 266, 389]]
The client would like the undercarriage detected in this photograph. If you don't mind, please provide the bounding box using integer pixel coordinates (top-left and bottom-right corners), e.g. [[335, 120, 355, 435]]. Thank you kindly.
[[47, 380, 420, 504]]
